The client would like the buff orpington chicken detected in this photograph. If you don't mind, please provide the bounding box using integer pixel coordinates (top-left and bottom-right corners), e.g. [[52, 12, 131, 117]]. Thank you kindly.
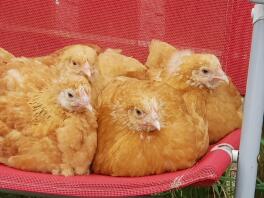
[[34, 44, 101, 105], [0, 47, 14, 64], [0, 45, 98, 103], [93, 48, 147, 93], [92, 77, 208, 177], [34, 44, 100, 81], [146, 40, 242, 143], [0, 81, 97, 176], [0, 58, 57, 93], [145, 39, 177, 81]]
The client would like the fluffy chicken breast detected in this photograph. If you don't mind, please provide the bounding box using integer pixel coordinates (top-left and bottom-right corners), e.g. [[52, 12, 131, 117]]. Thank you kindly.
[[0, 81, 97, 176], [146, 40, 242, 144], [206, 80, 242, 143], [92, 77, 208, 177]]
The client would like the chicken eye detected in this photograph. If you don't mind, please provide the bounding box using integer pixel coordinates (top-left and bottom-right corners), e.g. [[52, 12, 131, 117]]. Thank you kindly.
[[67, 92, 74, 98], [135, 109, 144, 117], [72, 61, 77, 66], [201, 69, 209, 74]]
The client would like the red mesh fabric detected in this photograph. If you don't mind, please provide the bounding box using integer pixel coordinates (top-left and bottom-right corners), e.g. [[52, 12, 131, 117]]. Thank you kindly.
[[0, 129, 240, 197], [0, 0, 252, 94], [0, 0, 251, 196]]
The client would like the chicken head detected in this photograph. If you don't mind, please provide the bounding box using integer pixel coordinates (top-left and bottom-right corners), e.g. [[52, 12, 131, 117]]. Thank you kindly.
[[126, 98, 161, 132], [58, 85, 93, 112], [167, 52, 229, 89]]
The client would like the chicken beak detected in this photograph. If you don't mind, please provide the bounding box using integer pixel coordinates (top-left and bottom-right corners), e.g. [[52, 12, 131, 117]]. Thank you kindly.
[[85, 103, 93, 112], [213, 69, 229, 83], [82, 62, 92, 78], [78, 86, 93, 112], [79, 98, 93, 112], [152, 120, 161, 131]]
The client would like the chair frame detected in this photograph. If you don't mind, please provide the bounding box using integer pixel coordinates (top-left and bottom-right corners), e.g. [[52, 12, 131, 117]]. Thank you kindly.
[[235, 2, 264, 198]]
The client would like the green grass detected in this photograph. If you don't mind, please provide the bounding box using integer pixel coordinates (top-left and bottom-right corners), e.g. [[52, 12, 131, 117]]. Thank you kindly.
[[255, 134, 264, 198], [0, 191, 39, 198]]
